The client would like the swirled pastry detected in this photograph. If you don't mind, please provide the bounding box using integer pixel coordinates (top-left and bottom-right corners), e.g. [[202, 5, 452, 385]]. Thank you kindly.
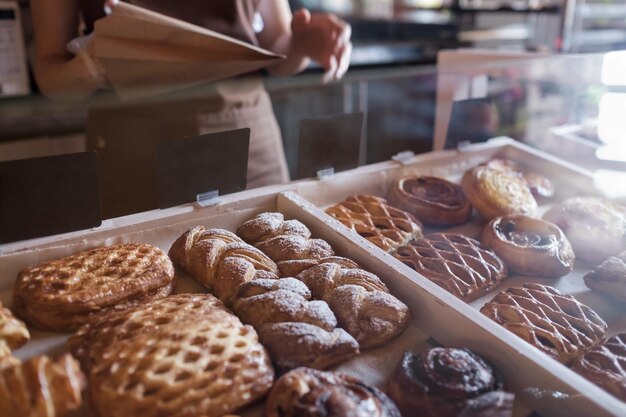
[[481, 284, 607, 364], [0, 354, 85, 417], [0, 301, 29, 350], [481, 215, 574, 277], [571, 334, 626, 402], [12, 243, 175, 332], [461, 162, 537, 220], [169, 226, 279, 303], [387, 176, 472, 226], [387, 349, 503, 417], [88, 294, 274, 417], [485, 159, 555, 199], [543, 197, 626, 265], [266, 367, 401, 417], [325, 195, 423, 252], [395, 233, 507, 302], [584, 251, 626, 302]]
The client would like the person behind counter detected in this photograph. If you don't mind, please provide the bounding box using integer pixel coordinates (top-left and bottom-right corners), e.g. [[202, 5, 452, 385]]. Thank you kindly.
[[30, 0, 352, 217]]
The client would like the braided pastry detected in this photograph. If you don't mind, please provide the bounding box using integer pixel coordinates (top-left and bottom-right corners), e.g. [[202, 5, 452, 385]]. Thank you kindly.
[[0, 354, 85, 417], [169, 226, 279, 303], [297, 260, 410, 349], [13, 243, 175, 332], [387, 349, 503, 417], [387, 176, 472, 227], [0, 301, 29, 350], [395, 233, 507, 302], [266, 367, 402, 417], [481, 283, 607, 364], [325, 194, 423, 252], [571, 334, 626, 402]]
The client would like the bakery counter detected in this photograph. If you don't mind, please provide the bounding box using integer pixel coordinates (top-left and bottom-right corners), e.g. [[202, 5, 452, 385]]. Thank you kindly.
[[3, 138, 626, 417]]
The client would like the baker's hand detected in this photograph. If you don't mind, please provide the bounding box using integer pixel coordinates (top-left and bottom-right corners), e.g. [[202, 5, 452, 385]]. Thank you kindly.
[[291, 9, 352, 83]]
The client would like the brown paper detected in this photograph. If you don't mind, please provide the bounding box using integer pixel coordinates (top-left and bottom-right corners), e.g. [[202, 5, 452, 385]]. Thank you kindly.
[[93, 2, 284, 99]]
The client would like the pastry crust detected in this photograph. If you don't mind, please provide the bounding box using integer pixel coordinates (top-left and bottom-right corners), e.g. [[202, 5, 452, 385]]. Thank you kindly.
[[481, 283, 607, 364], [0, 354, 85, 417], [458, 391, 515, 417], [13, 243, 175, 332], [461, 162, 537, 220], [325, 194, 423, 252], [543, 197, 626, 265], [481, 215, 574, 277], [387, 176, 472, 226], [584, 251, 626, 302], [395, 233, 507, 302], [387, 349, 503, 417], [571, 334, 626, 402], [87, 295, 274, 417], [0, 301, 29, 350], [266, 367, 402, 417]]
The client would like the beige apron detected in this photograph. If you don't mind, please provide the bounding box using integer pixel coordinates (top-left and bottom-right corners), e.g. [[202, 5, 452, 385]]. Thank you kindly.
[[86, 78, 289, 219]]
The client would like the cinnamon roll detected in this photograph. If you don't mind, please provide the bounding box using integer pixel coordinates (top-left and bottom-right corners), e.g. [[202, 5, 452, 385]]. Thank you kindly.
[[481, 215, 574, 277], [266, 367, 401, 417], [461, 162, 537, 220], [387, 176, 472, 226], [387, 348, 502, 417]]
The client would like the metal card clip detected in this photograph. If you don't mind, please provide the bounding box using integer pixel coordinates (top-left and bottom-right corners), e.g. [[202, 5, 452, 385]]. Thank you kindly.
[[195, 190, 221, 208], [317, 167, 335, 181], [392, 150, 415, 165]]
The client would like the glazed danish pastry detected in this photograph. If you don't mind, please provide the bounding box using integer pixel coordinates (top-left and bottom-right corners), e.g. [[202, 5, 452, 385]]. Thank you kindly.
[[387, 348, 503, 417], [481, 215, 574, 277], [387, 176, 472, 226], [394, 233, 507, 302], [461, 162, 537, 220], [543, 197, 626, 265], [266, 367, 401, 417], [571, 334, 626, 402], [481, 283, 607, 364]]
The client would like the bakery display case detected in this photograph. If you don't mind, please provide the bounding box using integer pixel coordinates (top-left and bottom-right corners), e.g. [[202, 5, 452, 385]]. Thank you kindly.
[[2, 51, 626, 417]]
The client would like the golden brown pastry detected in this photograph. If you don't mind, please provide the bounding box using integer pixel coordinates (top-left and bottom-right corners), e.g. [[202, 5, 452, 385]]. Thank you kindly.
[[543, 197, 626, 265], [571, 334, 626, 402], [0, 301, 29, 350], [481, 215, 574, 277], [68, 293, 229, 372], [232, 278, 360, 371], [297, 260, 411, 349], [461, 162, 537, 220], [0, 354, 85, 417], [481, 283, 607, 364], [485, 159, 555, 200], [325, 194, 423, 252], [169, 226, 279, 303], [458, 391, 515, 417], [12, 243, 175, 332], [266, 367, 402, 417], [387, 176, 472, 227], [387, 349, 503, 417], [87, 294, 274, 417], [0, 341, 19, 371], [584, 251, 626, 302], [395, 233, 507, 302]]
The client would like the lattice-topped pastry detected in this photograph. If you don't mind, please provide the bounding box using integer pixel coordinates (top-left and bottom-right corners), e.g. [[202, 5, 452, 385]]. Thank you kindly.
[[68, 293, 229, 371], [395, 233, 507, 302], [169, 226, 279, 303], [0, 301, 29, 350], [88, 298, 274, 417], [571, 334, 626, 402], [325, 195, 423, 252], [266, 367, 402, 417], [13, 243, 175, 332], [481, 283, 608, 364], [0, 354, 85, 417]]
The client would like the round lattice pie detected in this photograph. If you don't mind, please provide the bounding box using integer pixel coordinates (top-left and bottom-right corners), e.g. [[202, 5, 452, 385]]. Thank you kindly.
[[394, 233, 507, 302], [481, 283, 607, 364], [13, 243, 175, 332], [86, 294, 274, 417]]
